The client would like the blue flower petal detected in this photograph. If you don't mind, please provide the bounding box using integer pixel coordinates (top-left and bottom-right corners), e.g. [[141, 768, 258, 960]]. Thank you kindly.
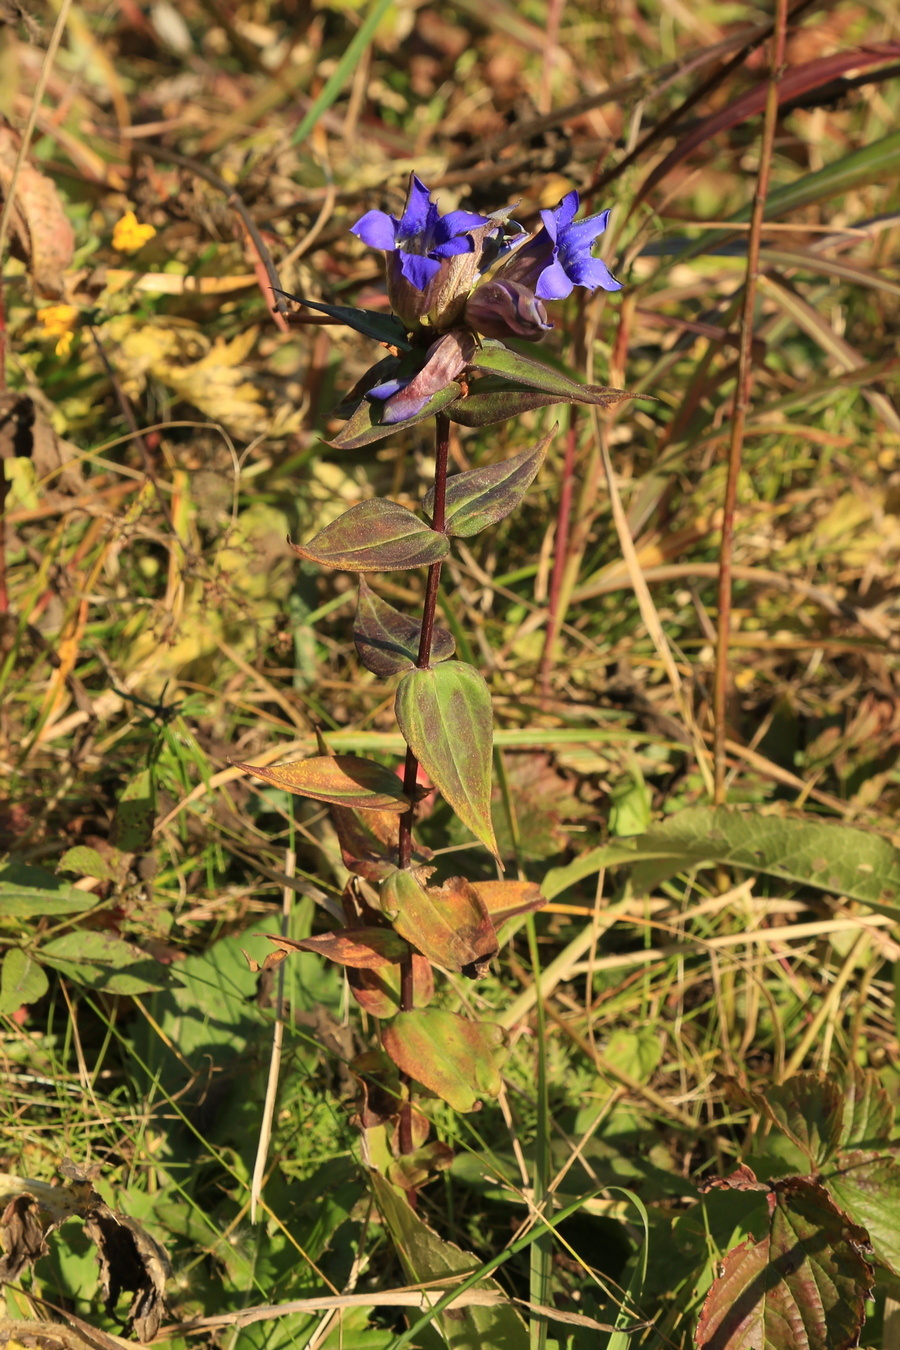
[[534, 257, 574, 300], [399, 174, 435, 238], [566, 255, 622, 292], [398, 250, 442, 290], [562, 208, 611, 251], [554, 190, 580, 229], [350, 209, 398, 251], [439, 208, 491, 236], [431, 236, 473, 258], [368, 376, 411, 400]]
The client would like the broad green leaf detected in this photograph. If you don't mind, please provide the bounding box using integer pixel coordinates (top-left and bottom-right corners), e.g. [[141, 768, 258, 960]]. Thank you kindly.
[[840, 1066, 894, 1150], [424, 432, 553, 537], [57, 846, 116, 882], [354, 579, 454, 677], [291, 501, 449, 573], [275, 290, 411, 349], [328, 382, 463, 449], [370, 1171, 528, 1350], [40, 932, 166, 994], [233, 753, 410, 811], [261, 927, 409, 969], [379, 870, 497, 974], [696, 1178, 872, 1350], [823, 1151, 900, 1275], [381, 1009, 507, 1112], [624, 807, 900, 916], [395, 662, 498, 859], [0, 863, 100, 918], [112, 767, 156, 854], [757, 1074, 845, 1168], [468, 343, 634, 406], [0, 948, 48, 1015]]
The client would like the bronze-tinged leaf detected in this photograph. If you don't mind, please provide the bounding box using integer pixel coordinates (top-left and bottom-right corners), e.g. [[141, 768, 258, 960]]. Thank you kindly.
[[262, 927, 409, 969], [354, 578, 455, 677], [424, 432, 554, 537], [696, 1177, 872, 1350], [0, 128, 75, 297], [395, 662, 499, 860], [379, 870, 498, 974], [471, 879, 547, 924], [387, 1140, 455, 1192], [290, 500, 449, 573], [0, 1194, 49, 1281], [232, 754, 410, 811], [467, 343, 638, 407], [755, 1072, 845, 1168], [328, 382, 463, 449], [381, 1009, 508, 1112], [348, 954, 434, 1018]]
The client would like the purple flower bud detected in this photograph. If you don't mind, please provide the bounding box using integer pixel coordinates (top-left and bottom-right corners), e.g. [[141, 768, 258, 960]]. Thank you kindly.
[[367, 330, 476, 423], [464, 280, 552, 341], [496, 191, 622, 300]]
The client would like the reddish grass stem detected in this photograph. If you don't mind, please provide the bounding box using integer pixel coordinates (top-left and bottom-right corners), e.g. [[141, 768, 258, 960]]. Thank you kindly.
[[713, 0, 789, 804]]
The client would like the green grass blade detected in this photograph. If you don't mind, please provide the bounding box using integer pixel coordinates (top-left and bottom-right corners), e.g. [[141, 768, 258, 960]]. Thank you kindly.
[[291, 0, 394, 147]]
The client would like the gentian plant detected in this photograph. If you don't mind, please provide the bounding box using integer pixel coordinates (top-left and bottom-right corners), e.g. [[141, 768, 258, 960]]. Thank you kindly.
[[238, 174, 633, 1199]]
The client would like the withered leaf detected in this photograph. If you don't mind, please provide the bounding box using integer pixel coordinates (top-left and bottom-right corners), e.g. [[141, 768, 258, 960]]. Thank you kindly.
[[0, 1193, 49, 1281], [83, 1204, 171, 1342], [0, 127, 75, 297]]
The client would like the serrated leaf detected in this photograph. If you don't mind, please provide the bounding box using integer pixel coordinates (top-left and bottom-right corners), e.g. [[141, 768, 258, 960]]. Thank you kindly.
[[370, 1171, 528, 1350], [275, 289, 411, 349], [40, 932, 166, 994], [395, 661, 498, 859], [381, 1009, 507, 1112], [468, 343, 636, 406], [379, 871, 497, 974], [424, 432, 553, 538], [696, 1178, 873, 1350], [233, 754, 410, 811], [354, 578, 454, 677], [756, 1073, 845, 1168], [0, 949, 48, 1016], [261, 927, 409, 969], [823, 1151, 900, 1275], [0, 863, 100, 917], [624, 807, 900, 918], [291, 500, 449, 573], [840, 1066, 894, 1150], [328, 382, 463, 449]]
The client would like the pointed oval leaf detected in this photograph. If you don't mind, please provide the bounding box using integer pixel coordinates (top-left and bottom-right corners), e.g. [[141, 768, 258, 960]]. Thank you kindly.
[[379, 870, 497, 973], [354, 578, 455, 676], [424, 432, 553, 538], [262, 927, 409, 969], [328, 382, 463, 449], [0, 948, 49, 1017], [291, 501, 449, 573], [381, 1009, 507, 1112], [468, 343, 637, 406], [395, 661, 498, 859], [275, 289, 411, 349], [348, 954, 433, 1018], [448, 383, 574, 427], [233, 754, 410, 811]]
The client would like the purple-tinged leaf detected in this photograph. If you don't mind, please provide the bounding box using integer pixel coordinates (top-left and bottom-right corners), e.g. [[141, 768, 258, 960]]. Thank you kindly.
[[232, 754, 410, 811], [275, 288, 411, 349], [381, 1009, 507, 1111], [328, 382, 463, 449], [696, 1177, 873, 1350], [446, 382, 573, 426], [756, 1073, 845, 1168], [354, 578, 455, 677], [291, 500, 449, 573], [395, 661, 499, 860], [824, 1151, 900, 1275], [839, 1066, 894, 1150], [261, 927, 409, 970], [348, 954, 434, 1019], [379, 869, 498, 974], [468, 342, 638, 406], [425, 431, 553, 537]]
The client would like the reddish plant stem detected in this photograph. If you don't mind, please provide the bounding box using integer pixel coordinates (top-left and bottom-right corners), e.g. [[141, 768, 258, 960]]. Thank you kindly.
[[713, 0, 788, 804], [396, 411, 451, 1160]]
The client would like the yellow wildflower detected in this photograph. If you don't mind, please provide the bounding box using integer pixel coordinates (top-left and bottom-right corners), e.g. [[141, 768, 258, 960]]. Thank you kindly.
[[38, 304, 78, 356], [112, 210, 157, 252]]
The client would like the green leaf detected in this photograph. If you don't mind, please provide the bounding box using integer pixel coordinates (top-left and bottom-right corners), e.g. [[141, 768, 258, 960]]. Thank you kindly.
[[0, 863, 100, 917], [354, 579, 454, 677], [275, 291, 411, 349], [112, 767, 156, 854], [696, 1178, 873, 1350], [447, 378, 579, 426], [395, 661, 498, 859], [232, 753, 410, 811], [468, 343, 635, 406], [57, 846, 116, 882], [328, 382, 463, 449], [840, 1066, 894, 1150], [370, 1171, 528, 1350], [0, 948, 48, 1015], [379, 870, 497, 974], [40, 932, 167, 994], [291, 500, 450, 573], [756, 1073, 845, 1168], [424, 431, 553, 538], [624, 807, 900, 917], [381, 1009, 507, 1112], [823, 1151, 900, 1275]]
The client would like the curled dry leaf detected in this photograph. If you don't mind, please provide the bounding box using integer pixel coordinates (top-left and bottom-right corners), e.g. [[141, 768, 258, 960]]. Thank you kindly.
[[0, 392, 83, 494], [83, 1205, 170, 1342], [0, 128, 75, 297]]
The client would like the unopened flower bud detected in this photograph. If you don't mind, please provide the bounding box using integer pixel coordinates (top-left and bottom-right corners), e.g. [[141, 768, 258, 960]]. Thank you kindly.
[[464, 280, 552, 341]]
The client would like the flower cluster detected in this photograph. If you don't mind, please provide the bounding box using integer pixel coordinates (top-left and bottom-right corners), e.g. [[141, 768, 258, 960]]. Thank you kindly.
[[350, 174, 621, 422]]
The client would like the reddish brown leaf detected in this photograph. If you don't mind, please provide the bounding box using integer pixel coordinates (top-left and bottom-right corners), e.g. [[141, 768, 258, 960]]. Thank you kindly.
[[424, 431, 554, 538], [379, 869, 498, 974], [262, 927, 409, 969], [290, 499, 449, 572], [471, 879, 546, 924], [232, 754, 410, 811], [381, 1009, 507, 1112], [0, 129, 75, 296], [348, 954, 434, 1018], [754, 1072, 844, 1168]]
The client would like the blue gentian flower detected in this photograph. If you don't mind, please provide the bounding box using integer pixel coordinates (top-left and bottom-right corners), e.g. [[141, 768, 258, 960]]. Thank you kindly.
[[497, 191, 622, 301], [351, 173, 490, 292]]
